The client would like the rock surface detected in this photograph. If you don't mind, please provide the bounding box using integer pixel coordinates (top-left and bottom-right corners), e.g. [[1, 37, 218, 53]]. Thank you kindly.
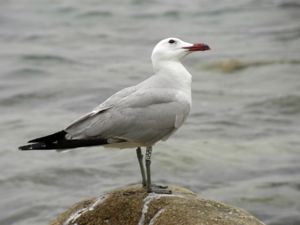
[[50, 184, 265, 225]]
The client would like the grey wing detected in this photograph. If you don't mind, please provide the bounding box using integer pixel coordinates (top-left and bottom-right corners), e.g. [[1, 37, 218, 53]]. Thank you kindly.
[[65, 85, 138, 136], [65, 88, 190, 145]]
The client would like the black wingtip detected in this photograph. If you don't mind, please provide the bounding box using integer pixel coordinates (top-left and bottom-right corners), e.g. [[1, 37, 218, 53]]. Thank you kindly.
[[19, 138, 110, 150], [19, 129, 113, 150], [28, 130, 67, 143], [18, 143, 46, 151], [19, 145, 31, 151]]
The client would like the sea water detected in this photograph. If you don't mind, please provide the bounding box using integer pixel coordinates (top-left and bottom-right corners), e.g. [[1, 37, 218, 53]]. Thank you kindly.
[[0, 0, 299, 224]]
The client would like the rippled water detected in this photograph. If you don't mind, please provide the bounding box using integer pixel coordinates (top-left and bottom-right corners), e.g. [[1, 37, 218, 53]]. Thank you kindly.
[[0, 0, 300, 224]]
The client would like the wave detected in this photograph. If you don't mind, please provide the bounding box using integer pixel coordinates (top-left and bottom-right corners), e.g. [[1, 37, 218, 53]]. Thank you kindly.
[[0, 92, 56, 107], [20, 54, 77, 65], [276, 0, 300, 8], [246, 95, 300, 115], [0, 167, 101, 186], [76, 10, 112, 19], [5, 67, 49, 78], [202, 59, 300, 73]]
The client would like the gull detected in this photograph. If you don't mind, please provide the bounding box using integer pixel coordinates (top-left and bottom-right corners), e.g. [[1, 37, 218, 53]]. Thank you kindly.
[[19, 37, 210, 193]]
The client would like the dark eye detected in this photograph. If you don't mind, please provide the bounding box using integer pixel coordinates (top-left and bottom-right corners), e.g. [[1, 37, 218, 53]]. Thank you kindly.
[[168, 39, 176, 44]]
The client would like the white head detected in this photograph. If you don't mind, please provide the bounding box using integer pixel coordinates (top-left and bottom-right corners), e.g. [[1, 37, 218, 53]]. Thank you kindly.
[[151, 37, 210, 70]]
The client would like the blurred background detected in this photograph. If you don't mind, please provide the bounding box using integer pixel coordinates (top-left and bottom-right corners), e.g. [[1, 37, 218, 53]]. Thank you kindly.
[[0, 0, 300, 224]]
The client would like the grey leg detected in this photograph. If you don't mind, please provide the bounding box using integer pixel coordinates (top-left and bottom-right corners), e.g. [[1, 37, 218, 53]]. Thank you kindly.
[[145, 146, 172, 194], [136, 147, 146, 187], [145, 146, 152, 192]]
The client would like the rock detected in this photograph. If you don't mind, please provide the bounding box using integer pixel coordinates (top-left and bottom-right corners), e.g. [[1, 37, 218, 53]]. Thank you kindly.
[[49, 184, 265, 225]]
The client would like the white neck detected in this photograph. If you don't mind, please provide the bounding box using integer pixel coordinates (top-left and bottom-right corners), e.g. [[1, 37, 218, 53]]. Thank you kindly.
[[152, 60, 192, 92]]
